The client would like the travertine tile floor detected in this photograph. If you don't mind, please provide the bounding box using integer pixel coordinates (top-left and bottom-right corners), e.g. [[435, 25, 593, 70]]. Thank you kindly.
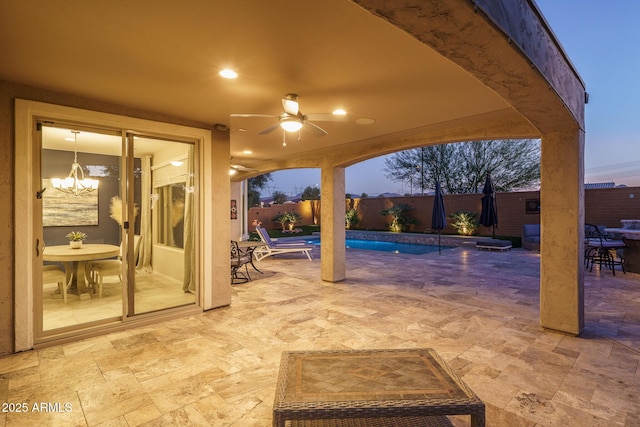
[[1, 246, 639, 426]]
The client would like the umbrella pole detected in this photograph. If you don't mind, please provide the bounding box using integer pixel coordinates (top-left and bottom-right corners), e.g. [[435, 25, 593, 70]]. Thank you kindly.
[[438, 231, 441, 254]]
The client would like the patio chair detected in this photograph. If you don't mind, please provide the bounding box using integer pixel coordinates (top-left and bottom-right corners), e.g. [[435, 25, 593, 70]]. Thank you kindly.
[[231, 240, 252, 284], [584, 224, 625, 275], [253, 226, 313, 261]]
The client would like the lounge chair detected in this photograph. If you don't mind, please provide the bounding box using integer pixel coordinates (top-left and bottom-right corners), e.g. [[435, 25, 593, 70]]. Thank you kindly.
[[253, 226, 313, 261]]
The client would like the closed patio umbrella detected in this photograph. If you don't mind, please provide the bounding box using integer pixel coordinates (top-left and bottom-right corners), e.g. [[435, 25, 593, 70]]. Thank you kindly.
[[479, 172, 498, 238], [431, 181, 446, 254]]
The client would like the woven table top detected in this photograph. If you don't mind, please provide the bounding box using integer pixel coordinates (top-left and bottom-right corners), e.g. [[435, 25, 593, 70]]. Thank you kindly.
[[273, 348, 484, 427]]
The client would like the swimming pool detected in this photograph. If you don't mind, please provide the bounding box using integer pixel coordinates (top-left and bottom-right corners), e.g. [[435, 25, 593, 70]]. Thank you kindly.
[[306, 238, 451, 255]]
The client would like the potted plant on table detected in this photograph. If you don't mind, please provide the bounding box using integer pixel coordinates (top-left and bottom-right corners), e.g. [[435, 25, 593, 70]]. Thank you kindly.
[[66, 231, 87, 249]]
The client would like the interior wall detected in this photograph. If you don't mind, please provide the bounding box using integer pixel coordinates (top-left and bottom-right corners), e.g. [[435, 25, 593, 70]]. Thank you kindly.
[[41, 149, 143, 247]]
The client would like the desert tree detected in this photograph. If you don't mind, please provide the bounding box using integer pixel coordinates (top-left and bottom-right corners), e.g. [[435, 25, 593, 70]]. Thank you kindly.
[[383, 139, 540, 194], [247, 173, 272, 207]]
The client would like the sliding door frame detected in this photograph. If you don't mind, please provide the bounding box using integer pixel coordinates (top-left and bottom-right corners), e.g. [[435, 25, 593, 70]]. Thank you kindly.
[[14, 100, 213, 350]]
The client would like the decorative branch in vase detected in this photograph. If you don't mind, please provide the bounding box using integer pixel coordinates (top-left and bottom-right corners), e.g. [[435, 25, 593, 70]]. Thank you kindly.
[[109, 196, 140, 226]]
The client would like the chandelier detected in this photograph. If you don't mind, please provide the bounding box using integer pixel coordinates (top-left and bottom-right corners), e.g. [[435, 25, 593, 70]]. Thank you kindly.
[[51, 131, 99, 196]]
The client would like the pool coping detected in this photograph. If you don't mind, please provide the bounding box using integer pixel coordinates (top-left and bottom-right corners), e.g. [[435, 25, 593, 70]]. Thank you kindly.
[[288, 230, 479, 248]]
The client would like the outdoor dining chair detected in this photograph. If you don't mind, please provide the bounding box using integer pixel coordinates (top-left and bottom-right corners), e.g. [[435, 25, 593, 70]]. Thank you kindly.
[[584, 224, 625, 275], [231, 240, 252, 284]]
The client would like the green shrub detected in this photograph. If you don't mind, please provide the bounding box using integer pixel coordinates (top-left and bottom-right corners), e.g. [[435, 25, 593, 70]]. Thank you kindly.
[[380, 204, 416, 233], [449, 211, 478, 236], [345, 208, 360, 229]]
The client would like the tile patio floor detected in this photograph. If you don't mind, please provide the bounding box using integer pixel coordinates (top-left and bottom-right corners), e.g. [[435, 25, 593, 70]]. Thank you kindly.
[[1, 245, 639, 426]]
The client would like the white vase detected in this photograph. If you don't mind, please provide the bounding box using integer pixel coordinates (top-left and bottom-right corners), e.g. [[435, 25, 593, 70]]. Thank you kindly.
[[69, 241, 83, 249]]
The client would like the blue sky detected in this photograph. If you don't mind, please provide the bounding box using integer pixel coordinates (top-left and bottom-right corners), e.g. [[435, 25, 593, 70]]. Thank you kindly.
[[269, 1, 640, 197]]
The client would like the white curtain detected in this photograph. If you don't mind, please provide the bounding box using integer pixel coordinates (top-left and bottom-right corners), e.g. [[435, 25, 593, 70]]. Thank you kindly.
[[182, 145, 196, 293], [138, 155, 153, 272]]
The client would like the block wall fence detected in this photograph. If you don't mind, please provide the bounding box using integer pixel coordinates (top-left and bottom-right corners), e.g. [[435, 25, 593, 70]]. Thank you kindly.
[[248, 187, 640, 238]]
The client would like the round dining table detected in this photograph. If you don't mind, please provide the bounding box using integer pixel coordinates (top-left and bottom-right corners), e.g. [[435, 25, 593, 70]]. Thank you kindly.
[[43, 244, 120, 298]]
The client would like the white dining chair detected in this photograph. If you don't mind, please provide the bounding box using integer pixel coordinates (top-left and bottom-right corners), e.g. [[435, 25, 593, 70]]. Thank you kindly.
[[43, 264, 69, 303], [86, 235, 142, 297]]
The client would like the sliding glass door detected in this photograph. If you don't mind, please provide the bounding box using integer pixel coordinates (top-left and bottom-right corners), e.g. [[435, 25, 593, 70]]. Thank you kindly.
[[38, 124, 197, 336], [131, 135, 196, 315]]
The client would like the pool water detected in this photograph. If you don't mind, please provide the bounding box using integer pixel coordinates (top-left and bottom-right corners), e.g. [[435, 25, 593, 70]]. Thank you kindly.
[[306, 238, 451, 255]]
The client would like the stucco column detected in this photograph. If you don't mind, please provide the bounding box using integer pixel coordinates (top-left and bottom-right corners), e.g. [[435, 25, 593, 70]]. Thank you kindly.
[[205, 129, 232, 309], [320, 166, 346, 282], [540, 129, 585, 335]]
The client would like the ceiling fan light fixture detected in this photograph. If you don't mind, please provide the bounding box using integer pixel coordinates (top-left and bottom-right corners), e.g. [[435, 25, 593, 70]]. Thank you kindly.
[[280, 118, 303, 132]]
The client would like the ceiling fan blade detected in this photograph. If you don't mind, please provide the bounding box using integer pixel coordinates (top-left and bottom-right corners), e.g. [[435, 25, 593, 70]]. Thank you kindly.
[[230, 113, 278, 118], [305, 113, 351, 122], [303, 120, 328, 137], [258, 123, 280, 135]]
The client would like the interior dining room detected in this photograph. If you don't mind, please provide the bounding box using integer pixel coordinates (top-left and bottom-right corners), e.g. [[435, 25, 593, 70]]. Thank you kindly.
[[39, 125, 197, 335]]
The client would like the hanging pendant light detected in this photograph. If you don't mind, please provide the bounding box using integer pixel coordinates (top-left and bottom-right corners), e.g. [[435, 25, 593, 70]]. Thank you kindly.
[[51, 131, 99, 196]]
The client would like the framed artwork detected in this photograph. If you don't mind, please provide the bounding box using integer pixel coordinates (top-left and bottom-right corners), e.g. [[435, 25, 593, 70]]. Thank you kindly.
[[42, 179, 99, 226], [231, 199, 237, 220], [525, 198, 540, 214]]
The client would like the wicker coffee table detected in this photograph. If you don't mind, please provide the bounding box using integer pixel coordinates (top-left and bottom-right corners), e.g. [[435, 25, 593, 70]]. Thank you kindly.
[[272, 348, 485, 427]]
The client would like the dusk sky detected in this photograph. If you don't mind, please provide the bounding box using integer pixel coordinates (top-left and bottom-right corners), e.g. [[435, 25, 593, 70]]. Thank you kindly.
[[268, 1, 640, 197]]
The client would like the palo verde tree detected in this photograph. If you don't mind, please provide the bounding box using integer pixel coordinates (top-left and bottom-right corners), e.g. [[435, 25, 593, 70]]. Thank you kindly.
[[247, 173, 272, 207], [383, 139, 540, 194], [271, 190, 288, 205]]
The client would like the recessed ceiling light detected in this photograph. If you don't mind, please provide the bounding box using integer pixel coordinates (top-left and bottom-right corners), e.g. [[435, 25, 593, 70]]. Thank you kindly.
[[170, 161, 184, 167], [242, 150, 253, 155], [332, 109, 347, 115], [219, 69, 238, 79]]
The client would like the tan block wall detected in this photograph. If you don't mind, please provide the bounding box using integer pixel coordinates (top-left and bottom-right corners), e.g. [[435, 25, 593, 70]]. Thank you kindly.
[[249, 187, 640, 238]]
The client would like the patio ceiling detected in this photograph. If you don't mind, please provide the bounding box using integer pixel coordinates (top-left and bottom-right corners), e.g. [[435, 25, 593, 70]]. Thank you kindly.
[[1, 1, 559, 173]]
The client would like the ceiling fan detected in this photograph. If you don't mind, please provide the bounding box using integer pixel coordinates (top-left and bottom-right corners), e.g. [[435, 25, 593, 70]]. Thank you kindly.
[[230, 93, 349, 138]]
